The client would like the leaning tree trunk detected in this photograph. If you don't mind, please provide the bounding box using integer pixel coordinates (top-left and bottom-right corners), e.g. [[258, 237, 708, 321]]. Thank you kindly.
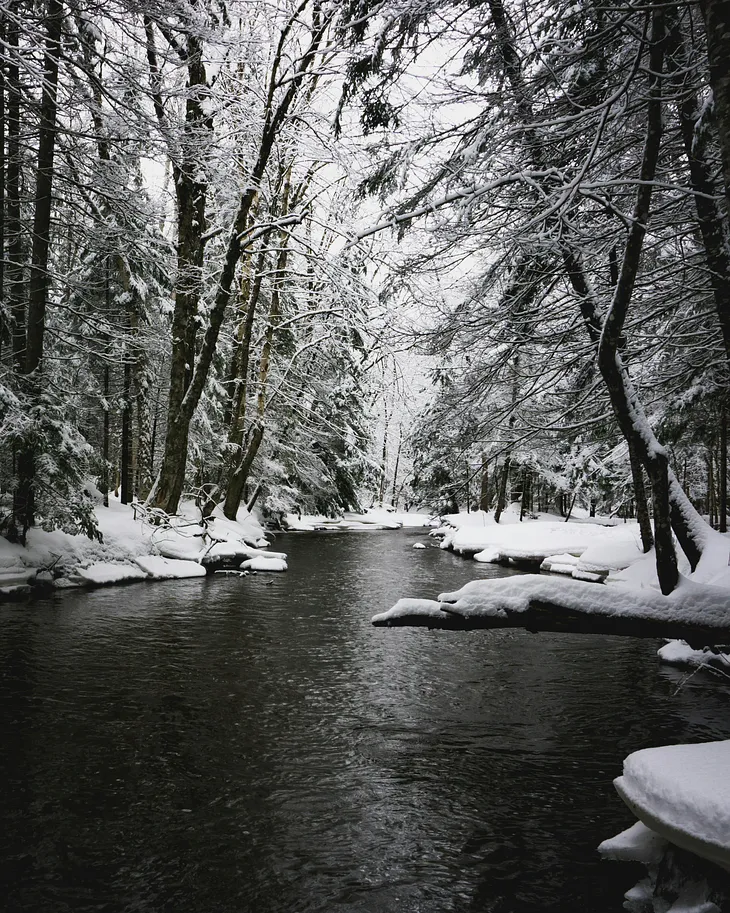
[[595, 6, 681, 593]]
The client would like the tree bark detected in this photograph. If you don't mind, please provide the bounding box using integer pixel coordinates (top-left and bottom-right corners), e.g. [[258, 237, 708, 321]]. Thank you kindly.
[[699, 0, 730, 218], [721, 406, 727, 533], [628, 438, 654, 552], [15, 0, 62, 536], [121, 357, 132, 505], [6, 3, 23, 371], [494, 456, 510, 523], [222, 222, 290, 520], [479, 454, 489, 511], [102, 364, 110, 508], [666, 9, 730, 366]]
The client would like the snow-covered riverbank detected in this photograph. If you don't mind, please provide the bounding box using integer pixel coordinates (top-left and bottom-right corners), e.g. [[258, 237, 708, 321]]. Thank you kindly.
[[0, 501, 433, 599], [0, 496, 278, 598]]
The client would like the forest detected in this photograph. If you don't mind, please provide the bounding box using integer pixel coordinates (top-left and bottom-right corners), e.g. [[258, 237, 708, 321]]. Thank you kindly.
[[1, 0, 729, 599]]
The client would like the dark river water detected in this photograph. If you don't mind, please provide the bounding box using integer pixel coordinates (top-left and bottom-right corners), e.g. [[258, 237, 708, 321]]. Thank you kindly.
[[2, 528, 730, 913]]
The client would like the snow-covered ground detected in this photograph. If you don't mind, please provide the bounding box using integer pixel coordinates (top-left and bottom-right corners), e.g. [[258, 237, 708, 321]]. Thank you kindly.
[[0, 495, 274, 596], [432, 505, 649, 579], [283, 507, 432, 531]]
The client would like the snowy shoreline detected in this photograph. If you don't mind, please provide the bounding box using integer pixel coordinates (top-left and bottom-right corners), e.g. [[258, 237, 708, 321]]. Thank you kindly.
[[0, 502, 433, 601]]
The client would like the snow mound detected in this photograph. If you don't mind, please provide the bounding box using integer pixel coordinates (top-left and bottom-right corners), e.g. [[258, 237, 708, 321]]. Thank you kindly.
[[443, 517, 640, 562], [383, 598, 447, 619], [657, 640, 730, 671], [284, 508, 429, 531], [76, 563, 148, 586], [473, 547, 502, 564], [540, 553, 579, 573], [135, 556, 207, 580], [240, 557, 288, 572], [413, 543, 427, 549], [576, 535, 644, 574]]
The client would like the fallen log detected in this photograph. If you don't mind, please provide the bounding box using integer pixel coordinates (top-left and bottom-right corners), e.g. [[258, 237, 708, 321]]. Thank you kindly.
[[371, 575, 730, 648]]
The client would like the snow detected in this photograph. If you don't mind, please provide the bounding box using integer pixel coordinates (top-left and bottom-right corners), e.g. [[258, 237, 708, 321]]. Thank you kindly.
[[413, 542, 427, 549], [434, 508, 645, 577], [372, 572, 730, 630], [283, 507, 433, 532], [284, 508, 432, 531], [75, 563, 149, 586], [598, 821, 668, 865], [540, 553, 579, 573], [613, 740, 730, 871], [658, 640, 730, 672], [135, 556, 208, 580], [240, 556, 288, 572], [0, 495, 275, 595]]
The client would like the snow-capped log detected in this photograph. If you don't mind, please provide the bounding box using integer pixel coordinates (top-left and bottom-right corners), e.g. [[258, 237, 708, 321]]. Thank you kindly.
[[372, 576, 730, 647]]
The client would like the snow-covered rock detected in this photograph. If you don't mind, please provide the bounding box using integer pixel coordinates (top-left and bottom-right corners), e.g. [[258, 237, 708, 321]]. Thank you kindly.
[[658, 640, 730, 671], [240, 557, 288, 572], [75, 563, 148, 586], [0, 495, 271, 596], [540, 553, 580, 573], [135, 556, 207, 580]]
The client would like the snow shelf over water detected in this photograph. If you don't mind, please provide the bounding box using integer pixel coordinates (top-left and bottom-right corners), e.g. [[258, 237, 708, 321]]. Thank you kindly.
[[611, 740, 730, 871], [599, 741, 730, 911]]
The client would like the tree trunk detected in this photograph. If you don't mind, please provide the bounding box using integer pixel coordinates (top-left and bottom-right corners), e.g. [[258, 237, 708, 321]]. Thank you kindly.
[[494, 456, 510, 523], [479, 455, 489, 511], [699, 0, 730, 219], [101, 364, 110, 508], [223, 202, 291, 520], [150, 12, 328, 515], [628, 438, 654, 552], [6, 2, 23, 372], [121, 358, 132, 505], [666, 10, 730, 366], [721, 406, 728, 533], [224, 424, 264, 520], [390, 426, 402, 507], [379, 403, 389, 507], [0, 12, 5, 355], [15, 0, 62, 536]]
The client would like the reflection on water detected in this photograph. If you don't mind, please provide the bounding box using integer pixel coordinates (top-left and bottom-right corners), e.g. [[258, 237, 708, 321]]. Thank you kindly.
[[1, 528, 729, 913]]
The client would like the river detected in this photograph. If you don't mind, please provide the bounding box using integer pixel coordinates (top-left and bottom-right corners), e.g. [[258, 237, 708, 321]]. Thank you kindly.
[[1, 527, 729, 912]]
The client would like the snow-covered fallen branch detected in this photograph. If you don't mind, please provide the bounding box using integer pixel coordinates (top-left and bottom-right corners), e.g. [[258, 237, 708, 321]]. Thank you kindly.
[[372, 574, 730, 647]]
